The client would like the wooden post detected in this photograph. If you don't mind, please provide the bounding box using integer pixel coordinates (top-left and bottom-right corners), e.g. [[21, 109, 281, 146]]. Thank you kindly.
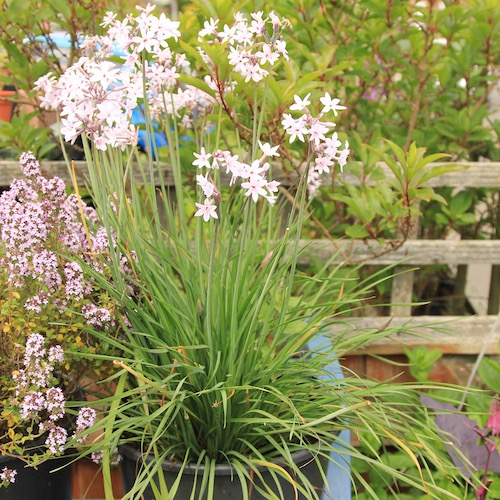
[[488, 265, 500, 314], [390, 208, 420, 317]]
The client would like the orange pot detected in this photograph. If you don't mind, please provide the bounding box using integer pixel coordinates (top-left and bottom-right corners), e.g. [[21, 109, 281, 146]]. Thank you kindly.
[[71, 459, 123, 500], [0, 89, 15, 122]]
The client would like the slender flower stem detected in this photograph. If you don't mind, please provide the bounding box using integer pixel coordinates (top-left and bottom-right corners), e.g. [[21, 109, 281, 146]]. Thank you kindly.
[[70, 160, 93, 252], [205, 217, 220, 361]]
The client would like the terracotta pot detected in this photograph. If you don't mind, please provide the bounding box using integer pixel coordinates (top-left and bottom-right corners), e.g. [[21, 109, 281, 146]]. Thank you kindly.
[[0, 90, 15, 122], [71, 459, 123, 500]]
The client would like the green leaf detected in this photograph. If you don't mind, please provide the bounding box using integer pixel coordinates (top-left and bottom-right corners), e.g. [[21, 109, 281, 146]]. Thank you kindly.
[[455, 213, 476, 225], [345, 225, 370, 238], [178, 39, 205, 65], [47, 0, 71, 18], [449, 190, 472, 214], [478, 357, 500, 394], [177, 74, 215, 99]]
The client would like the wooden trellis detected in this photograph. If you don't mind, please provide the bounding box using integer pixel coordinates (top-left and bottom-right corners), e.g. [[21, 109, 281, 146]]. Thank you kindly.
[[1, 160, 499, 363]]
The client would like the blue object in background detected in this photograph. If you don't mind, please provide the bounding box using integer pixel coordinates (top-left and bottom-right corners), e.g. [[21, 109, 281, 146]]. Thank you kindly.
[[132, 108, 168, 158], [307, 335, 351, 500]]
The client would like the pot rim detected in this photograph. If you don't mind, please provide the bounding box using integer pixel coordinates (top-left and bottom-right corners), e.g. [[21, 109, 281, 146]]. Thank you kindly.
[[119, 443, 322, 477]]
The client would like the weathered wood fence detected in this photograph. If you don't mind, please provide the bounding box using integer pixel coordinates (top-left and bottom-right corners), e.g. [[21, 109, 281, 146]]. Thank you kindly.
[[1, 160, 499, 380]]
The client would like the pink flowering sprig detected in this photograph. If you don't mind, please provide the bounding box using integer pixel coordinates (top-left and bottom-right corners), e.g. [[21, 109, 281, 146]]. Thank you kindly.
[[0, 152, 133, 468], [474, 395, 500, 500], [1, 333, 104, 484], [6, 334, 68, 456], [487, 396, 500, 436], [193, 142, 281, 222], [281, 92, 350, 197], [73, 407, 97, 444], [0, 468, 16, 487], [0, 152, 124, 332]]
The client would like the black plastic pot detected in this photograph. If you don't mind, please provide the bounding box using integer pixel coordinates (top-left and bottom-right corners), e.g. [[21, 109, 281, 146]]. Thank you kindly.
[[0, 453, 72, 500], [120, 444, 328, 500]]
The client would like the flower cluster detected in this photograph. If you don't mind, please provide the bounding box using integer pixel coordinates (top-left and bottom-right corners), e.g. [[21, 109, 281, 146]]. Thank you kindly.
[[194, 142, 281, 221], [1, 335, 98, 485], [9, 334, 96, 455], [90, 448, 122, 466], [198, 11, 290, 86], [73, 407, 97, 444], [0, 467, 16, 486], [0, 151, 121, 327], [282, 92, 350, 196], [34, 3, 213, 150], [34, 6, 347, 224], [34, 8, 291, 153]]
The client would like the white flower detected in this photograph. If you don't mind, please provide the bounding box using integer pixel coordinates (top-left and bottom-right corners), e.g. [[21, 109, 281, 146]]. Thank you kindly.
[[283, 116, 309, 143], [241, 175, 268, 202], [258, 141, 280, 158], [432, 37, 447, 46], [319, 92, 346, 116], [194, 198, 218, 222], [193, 147, 213, 169], [199, 17, 219, 37], [290, 93, 311, 111]]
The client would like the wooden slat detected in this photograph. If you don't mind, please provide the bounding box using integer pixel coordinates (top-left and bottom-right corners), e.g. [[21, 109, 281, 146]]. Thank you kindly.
[[340, 162, 500, 188], [0, 160, 84, 187], [327, 315, 500, 355], [1, 161, 500, 188], [297, 239, 500, 265]]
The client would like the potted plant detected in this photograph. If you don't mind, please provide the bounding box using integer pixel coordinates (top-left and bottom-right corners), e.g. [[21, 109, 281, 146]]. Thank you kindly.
[[34, 5, 475, 499], [0, 152, 127, 498]]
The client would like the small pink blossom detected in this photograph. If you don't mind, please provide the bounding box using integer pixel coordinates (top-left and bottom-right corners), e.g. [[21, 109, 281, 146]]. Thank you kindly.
[[258, 141, 280, 158], [0, 467, 16, 484], [241, 175, 268, 202], [194, 198, 218, 222], [319, 92, 347, 116], [290, 93, 311, 111], [283, 116, 309, 143], [487, 396, 500, 436], [196, 174, 219, 200], [308, 120, 330, 145], [193, 148, 213, 169]]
